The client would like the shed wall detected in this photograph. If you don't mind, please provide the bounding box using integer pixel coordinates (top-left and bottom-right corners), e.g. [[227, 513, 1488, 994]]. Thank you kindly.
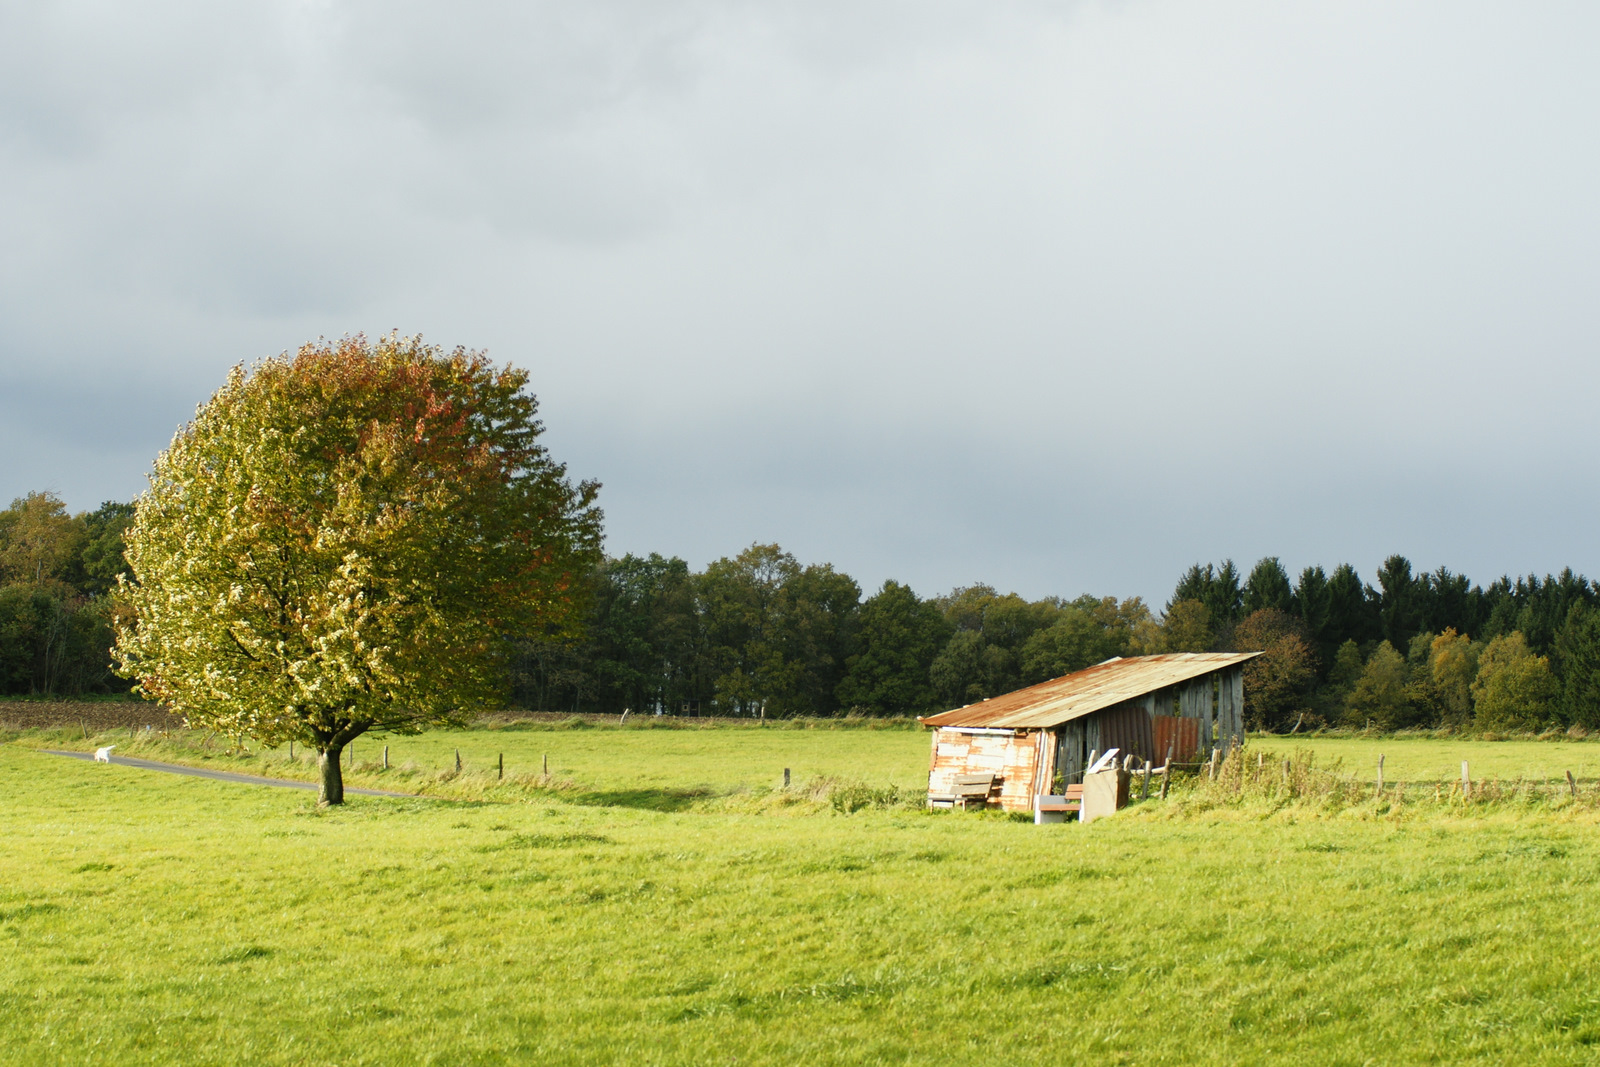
[[928, 729, 1041, 812]]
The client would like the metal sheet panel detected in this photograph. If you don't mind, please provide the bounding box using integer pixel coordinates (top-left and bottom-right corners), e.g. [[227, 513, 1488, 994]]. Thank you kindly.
[[1095, 702, 1155, 766], [919, 653, 1262, 730], [1152, 716, 1199, 762], [926, 727, 1041, 813]]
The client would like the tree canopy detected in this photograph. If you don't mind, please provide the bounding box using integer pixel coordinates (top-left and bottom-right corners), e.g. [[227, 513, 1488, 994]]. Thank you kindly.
[[112, 336, 603, 803]]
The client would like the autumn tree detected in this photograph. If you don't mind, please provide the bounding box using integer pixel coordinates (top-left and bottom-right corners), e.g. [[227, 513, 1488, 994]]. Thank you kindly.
[[1471, 631, 1558, 732], [1231, 608, 1316, 730], [1427, 628, 1479, 726], [113, 336, 603, 803], [1345, 642, 1412, 729]]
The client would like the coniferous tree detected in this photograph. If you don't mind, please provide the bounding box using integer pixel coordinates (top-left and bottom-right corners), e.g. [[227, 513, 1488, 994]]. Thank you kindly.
[[1243, 557, 1293, 616], [1555, 604, 1600, 729]]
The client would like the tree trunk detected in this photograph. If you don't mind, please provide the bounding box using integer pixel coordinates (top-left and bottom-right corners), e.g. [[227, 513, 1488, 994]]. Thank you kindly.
[[318, 745, 346, 806]]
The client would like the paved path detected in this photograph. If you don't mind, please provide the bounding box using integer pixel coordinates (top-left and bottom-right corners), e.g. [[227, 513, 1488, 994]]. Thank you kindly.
[[43, 750, 416, 797]]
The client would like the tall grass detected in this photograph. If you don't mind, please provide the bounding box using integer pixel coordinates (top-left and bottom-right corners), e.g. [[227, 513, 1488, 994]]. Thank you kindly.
[[1162, 744, 1600, 818]]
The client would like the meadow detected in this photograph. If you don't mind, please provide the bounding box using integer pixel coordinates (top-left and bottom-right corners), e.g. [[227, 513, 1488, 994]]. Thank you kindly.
[[7, 723, 1600, 1065]]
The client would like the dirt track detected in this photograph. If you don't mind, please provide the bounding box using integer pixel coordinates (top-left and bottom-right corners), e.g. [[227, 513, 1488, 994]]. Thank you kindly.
[[42, 749, 414, 797]]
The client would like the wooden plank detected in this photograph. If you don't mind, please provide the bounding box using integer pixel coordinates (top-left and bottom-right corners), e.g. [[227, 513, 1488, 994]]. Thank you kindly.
[[1223, 666, 1244, 747], [1215, 668, 1235, 748], [1180, 680, 1212, 754]]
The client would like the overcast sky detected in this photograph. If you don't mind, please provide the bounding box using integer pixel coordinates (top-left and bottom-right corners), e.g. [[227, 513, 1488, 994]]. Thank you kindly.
[[2, 1, 1597, 605]]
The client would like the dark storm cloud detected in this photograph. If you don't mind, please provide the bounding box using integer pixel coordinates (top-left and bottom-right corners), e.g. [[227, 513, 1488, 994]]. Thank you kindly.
[[3, 1, 1599, 602]]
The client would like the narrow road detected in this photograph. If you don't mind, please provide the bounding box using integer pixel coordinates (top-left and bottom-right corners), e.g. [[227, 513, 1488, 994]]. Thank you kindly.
[[43, 750, 416, 797]]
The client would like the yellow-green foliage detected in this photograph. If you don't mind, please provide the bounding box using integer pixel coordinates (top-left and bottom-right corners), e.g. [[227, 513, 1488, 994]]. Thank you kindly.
[[1473, 632, 1559, 731], [10, 731, 1600, 1063], [112, 335, 603, 751]]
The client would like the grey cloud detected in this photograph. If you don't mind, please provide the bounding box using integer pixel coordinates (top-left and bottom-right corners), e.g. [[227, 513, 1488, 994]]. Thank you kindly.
[[2, 1, 1599, 603]]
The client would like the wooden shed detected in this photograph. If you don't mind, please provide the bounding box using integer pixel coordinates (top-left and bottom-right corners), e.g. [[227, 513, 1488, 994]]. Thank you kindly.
[[919, 652, 1261, 813]]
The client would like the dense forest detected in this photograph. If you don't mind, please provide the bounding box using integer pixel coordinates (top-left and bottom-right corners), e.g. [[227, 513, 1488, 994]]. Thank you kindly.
[[5, 489, 1599, 732]]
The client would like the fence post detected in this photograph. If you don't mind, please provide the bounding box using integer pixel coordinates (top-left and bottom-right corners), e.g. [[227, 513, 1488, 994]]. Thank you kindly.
[[1159, 762, 1171, 800], [1208, 747, 1220, 781], [383, 745, 388, 770], [1376, 754, 1385, 797], [498, 753, 503, 780], [1141, 759, 1151, 801], [543, 752, 548, 776], [455, 749, 461, 773], [1461, 760, 1470, 799], [289, 740, 294, 760], [784, 767, 791, 789], [1567, 770, 1577, 797]]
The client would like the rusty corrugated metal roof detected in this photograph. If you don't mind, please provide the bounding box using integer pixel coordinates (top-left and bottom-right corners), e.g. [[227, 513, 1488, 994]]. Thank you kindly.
[[919, 652, 1262, 730]]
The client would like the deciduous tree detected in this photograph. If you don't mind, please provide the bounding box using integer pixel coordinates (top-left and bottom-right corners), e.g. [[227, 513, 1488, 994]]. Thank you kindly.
[[1345, 642, 1412, 729], [113, 336, 602, 803], [1471, 631, 1558, 732], [1232, 609, 1316, 730], [835, 581, 949, 715]]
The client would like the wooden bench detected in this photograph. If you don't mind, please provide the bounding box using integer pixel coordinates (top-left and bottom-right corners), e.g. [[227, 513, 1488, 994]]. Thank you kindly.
[[928, 773, 1002, 810], [1033, 784, 1084, 823]]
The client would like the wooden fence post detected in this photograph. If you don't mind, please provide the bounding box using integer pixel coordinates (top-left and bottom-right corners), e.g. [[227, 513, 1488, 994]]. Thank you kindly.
[[784, 767, 791, 789], [1141, 759, 1151, 801], [1159, 762, 1171, 800], [1208, 747, 1220, 781], [383, 745, 389, 770], [455, 749, 461, 774], [1461, 760, 1470, 798], [543, 753, 548, 776], [498, 753, 503, 780], [1567, 770, 1577, 797], [288, 740, 294, 760], [1376, 754, 1385, 797]]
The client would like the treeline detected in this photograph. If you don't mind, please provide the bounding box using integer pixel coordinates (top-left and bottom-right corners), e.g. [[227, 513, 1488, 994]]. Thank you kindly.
[[0, 492, 132, 695], [519, 548, 1600, 732], [6, 486, 1598, 733], [1164, 557, 1600, 732]]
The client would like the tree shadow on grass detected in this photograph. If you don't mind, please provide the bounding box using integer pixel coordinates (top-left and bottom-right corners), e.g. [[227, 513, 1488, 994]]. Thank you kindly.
[[563, 787, 718, 812]]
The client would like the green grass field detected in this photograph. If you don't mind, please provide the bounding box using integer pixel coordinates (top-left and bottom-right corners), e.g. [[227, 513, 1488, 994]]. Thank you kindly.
[[8, 725, 1600, 1064]]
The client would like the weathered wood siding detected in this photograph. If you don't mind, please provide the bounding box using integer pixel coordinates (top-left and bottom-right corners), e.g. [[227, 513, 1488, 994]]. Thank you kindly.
[[1217, 666, 1244, 750], [927, 729, 1040, 812], [1179, 677, 1213, 754], [1054, 720, 1088, 785]]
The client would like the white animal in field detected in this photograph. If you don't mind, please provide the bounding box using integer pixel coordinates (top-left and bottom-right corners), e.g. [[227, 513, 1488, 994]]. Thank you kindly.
[[94, 746, 116, 762]]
